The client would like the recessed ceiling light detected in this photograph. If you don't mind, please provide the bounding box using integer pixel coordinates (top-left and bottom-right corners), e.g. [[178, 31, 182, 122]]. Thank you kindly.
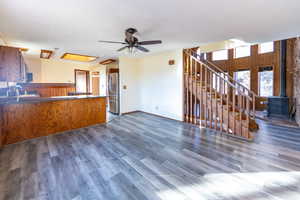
[[61, 53, 98, 62]]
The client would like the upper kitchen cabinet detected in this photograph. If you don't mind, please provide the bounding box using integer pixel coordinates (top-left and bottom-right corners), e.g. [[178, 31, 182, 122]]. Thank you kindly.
[[0, 46, 26, 82]]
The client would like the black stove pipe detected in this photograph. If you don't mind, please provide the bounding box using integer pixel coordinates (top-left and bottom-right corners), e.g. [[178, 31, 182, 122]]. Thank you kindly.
[[280, 40, 287, 97]]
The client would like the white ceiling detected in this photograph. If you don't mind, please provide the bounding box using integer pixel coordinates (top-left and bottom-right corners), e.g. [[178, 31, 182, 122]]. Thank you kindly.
[[1, 0, 300, 61]]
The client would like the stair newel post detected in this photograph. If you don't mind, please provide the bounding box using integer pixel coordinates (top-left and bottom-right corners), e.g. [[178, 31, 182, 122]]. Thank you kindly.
[[204, 67, 208, 128], [199, 63, 203, 128], [191, 58, 195, 124], [246, 96, 250, 138], [210, 71, 213, 129], [189, 53, 192, 123], [214, 73, 218, 131], [184, 52, 187, 122], [193, 59, 197, 124]]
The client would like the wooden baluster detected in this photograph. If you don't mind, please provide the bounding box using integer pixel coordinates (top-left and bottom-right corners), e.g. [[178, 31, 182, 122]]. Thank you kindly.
[[196, 62, 199, 125], [239, 87, 242, 137], [199, 63, 203, 127], [193, 59, 196, 124], [189, 56, 192, 123], [214, 73, 218, 130], [220, 77, 224, 133], [204, 67, 208, 128], [232, 87, 236, 135], [209, 71, 212, 129], [187, 54, 190, 122]]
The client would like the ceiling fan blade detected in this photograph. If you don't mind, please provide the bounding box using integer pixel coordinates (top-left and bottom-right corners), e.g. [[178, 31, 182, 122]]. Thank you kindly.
[[135, 45, 149, 52], [117, 46, 129, 52], [98, 40, 127, 44], [137, 40, 162, 45]]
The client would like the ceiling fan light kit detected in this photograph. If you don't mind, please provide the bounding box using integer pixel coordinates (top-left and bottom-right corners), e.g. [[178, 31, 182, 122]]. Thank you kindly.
[[98, 28, 162, 54]]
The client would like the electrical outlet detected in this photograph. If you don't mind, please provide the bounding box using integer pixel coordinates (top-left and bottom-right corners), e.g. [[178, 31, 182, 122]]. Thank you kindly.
[[155, 106, 159, 110]]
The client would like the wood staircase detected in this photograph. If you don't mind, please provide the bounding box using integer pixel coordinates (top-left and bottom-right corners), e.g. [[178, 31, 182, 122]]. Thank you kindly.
[[183, 49, 259, 141]]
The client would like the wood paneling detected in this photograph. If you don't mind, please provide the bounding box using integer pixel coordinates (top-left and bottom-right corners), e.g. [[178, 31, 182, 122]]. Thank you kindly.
[[0, 97, 106, 146], [21, 83, 76, 97]]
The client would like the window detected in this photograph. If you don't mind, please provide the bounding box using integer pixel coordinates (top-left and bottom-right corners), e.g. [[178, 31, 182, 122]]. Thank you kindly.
[[259, 42, 274, 54], [234, 70, 250, 89], [212, 50, 228, 61], [234, 46, 251, 58], [259, 67, 273, 97]]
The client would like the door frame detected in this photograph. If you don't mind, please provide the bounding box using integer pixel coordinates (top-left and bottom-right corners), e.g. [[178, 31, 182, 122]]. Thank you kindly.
[[74, 69, 90, 93]]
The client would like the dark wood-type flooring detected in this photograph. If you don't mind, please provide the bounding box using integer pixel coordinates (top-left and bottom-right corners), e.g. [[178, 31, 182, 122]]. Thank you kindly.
[[1, 112, 300, 200]]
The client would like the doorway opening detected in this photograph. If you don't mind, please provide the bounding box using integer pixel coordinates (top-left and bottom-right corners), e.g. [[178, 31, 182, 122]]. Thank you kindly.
[[75, 69, 90, 94]]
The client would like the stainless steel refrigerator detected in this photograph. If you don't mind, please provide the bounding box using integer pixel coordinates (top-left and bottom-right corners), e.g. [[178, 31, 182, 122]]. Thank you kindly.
[[108, 72, 119, 114]]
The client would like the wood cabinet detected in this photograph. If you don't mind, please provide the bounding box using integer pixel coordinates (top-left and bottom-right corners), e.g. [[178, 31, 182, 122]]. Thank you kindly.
[[0, 46, 26, 82], [0, 97, 106, 146]]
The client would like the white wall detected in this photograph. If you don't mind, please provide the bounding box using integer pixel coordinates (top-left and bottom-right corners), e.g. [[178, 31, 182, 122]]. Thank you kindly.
[[24, 57, 42, 83], [119, 49, 183, 121], [119, 57, 141, 114], [138, 50, 183, 120], [40, 59, 91, 83]]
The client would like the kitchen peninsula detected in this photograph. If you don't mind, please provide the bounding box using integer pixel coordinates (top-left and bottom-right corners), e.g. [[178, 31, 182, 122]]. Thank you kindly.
[[0, 95, 106, 147]]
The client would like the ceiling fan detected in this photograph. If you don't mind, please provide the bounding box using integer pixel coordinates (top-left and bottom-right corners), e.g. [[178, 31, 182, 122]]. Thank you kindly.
[[98, 28, 162, 53]]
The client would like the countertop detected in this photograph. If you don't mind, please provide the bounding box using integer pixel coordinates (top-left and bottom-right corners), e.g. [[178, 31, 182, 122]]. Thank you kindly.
[[0, 95, 106, 105]]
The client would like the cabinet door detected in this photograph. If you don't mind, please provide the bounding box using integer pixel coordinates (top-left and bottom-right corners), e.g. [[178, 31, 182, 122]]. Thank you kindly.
[[0, 46, 21, 82], [0, 46, 8, 81]]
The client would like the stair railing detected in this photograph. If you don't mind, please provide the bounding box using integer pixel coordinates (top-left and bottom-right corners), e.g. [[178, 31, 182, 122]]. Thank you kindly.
[[183, 49, 257, 140]]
